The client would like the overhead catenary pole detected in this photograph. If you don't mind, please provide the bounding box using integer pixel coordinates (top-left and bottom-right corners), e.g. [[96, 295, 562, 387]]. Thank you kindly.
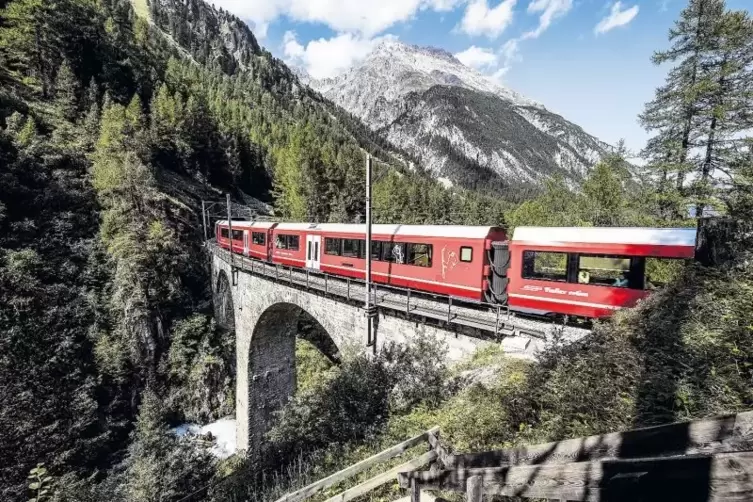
[[201, 200, 208, 242], [365, 154, 373, 348], [226, 194, 236, 282]]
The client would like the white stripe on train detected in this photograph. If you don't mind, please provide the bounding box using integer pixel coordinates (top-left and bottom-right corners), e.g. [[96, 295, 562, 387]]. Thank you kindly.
[[508, 293, 622, 311]]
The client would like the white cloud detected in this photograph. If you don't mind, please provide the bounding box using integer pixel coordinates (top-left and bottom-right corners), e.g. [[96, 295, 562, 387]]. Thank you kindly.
[[423, 0, 466, 10], [455, 46, 499, 69], [522, 0, 572, 39], [283, 31, 305, 59], [283, 32, 397, 79], [458, 0, 517, 38], [211, 0, 466, 37], [595, 2, 639, 35]]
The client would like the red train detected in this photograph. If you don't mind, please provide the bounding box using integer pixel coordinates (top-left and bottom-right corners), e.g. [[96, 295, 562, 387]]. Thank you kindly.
[[215, 221, 696, 319]]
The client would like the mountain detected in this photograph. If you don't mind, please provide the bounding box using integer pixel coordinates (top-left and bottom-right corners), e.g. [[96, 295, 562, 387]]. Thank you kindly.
[[306, 40, 611, 190]]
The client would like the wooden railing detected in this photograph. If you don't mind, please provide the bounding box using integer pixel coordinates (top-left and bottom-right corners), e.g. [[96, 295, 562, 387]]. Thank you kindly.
[[274, 412, 753, 502], [274, 427, 441, 502], [398, 411, 753, 501]]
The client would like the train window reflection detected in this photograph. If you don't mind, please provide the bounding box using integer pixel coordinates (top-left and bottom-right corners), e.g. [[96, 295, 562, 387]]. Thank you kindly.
[[523, 251, 568, 282], [276, 234, 300, 251], [382, 243, 406, 264], [325, 238, 341, 256], [342, 239, 364, 258], [252, 232, 266, 245], [408, 244, 432, 267], [578, 255, 631, 288]]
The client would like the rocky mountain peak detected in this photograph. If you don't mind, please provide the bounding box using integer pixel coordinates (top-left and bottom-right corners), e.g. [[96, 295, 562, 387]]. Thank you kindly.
[[307, 39, 610, 189]]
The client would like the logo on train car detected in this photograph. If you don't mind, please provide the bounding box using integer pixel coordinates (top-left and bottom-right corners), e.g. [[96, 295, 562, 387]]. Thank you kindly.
[[441, 246, 458, 279], [522, 285, 589, 298]]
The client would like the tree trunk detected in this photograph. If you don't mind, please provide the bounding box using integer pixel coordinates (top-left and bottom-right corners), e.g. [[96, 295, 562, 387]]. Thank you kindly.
[[678, 0, 706, 192], [698, 115, 718, 218]]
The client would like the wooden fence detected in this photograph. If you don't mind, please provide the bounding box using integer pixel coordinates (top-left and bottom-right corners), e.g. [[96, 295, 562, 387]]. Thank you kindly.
[[399, 411, 753, 501], [274, 411, 753, 502]]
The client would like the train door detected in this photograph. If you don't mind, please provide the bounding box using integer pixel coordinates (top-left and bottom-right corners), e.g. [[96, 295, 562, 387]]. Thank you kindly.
[[306, 235, 321, 270], [266, 230, 274, 262], [243, 231, 249, 256]]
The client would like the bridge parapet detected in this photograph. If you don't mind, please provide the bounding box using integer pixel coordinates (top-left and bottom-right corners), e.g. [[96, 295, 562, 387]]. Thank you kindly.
[[209, 242, 589, 355]]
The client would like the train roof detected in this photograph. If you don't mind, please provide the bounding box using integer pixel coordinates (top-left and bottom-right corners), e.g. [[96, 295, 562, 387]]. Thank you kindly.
[[215, 220, 276, 229], [511, 226, 697, 247], [274, 223, 502, 239]]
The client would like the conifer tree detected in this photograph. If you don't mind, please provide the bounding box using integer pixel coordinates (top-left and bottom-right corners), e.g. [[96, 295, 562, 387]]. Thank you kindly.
[[54, 59, 79, 121], [0, 0, 56, 96], [642, 0, 753, 217], [641, 0, 725, 214], [692, 9, 753, 216]]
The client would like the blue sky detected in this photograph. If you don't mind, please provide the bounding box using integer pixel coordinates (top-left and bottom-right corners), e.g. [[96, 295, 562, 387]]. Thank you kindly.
[[209, 0, 752, 153]]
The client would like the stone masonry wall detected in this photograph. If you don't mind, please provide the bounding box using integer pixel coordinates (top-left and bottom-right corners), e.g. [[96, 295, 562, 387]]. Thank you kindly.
[[212, 254, 489, 455]]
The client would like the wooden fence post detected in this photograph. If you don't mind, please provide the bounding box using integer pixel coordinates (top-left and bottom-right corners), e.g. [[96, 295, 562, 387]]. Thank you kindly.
[[466, 475, 483, 502], [410, 478, 420, 502]]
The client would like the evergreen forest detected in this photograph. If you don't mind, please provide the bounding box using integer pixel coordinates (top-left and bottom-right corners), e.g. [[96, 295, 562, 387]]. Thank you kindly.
[[1, 0, 752, 501]]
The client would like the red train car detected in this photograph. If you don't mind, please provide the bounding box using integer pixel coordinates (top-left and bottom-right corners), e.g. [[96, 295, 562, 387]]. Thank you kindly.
[[214, 221, 697, 319], [301, 224, 506, 299], [505, 227, 697, 318]]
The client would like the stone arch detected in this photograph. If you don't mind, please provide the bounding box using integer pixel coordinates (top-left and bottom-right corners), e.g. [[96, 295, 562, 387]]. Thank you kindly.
[[244, 301, 341, 456], [214, 269, 235, 331]]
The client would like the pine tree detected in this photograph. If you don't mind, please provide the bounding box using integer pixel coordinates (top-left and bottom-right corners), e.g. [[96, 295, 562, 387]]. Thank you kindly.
[[54, 59, 80, 121], [641, 0, 726, 216], [0, 0, 58, 96], [15, 114, 38, 148], [692, 9, 753, 216]]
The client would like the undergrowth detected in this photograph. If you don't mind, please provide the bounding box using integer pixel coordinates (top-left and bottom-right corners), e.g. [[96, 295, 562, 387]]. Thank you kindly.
[[215, 257, 753, 502]]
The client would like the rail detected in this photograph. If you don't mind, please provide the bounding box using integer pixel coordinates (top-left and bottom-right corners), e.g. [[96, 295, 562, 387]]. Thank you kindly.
[[209, 241, 569, 342], [397, 411, 753, 501]]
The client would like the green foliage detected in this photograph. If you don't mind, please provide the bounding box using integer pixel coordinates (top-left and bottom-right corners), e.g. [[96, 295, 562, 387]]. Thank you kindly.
[[166, 314, 235, 422], [295, 339, 335, 395], [505, 148, 690, 231], [267, 334, 449, 461], [641, 0, 753, 217], [27, 464, 53, 502], [121, 388, 215, 502]]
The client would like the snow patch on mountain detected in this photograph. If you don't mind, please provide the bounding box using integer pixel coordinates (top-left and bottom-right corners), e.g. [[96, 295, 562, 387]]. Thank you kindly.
[[305, 39, 610, 188]]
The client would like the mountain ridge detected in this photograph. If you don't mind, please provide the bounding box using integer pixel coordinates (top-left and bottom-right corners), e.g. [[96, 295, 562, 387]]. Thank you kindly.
[[304, 39, 611, 189]]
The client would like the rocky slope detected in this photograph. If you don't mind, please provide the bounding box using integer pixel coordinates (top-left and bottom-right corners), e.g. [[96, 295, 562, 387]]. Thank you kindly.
[[305, 40, 611, 188]]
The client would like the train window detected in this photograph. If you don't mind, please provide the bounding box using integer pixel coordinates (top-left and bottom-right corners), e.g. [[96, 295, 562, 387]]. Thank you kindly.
[[577, 254, 633, 288], [342, 239, 365, 259], [381, 242, 406, 264], [220, 228, 229, 239], [408, 244, 432, 267], [460, 247, 473, 263], [371, 241, 382, 260], [325, 238, 342, 256], [289, 235, 300, 251], [232, 230, 244, 240], [522, 251, 568, 282], [276, 234, 299, 251], [252, 232, 266, 245]]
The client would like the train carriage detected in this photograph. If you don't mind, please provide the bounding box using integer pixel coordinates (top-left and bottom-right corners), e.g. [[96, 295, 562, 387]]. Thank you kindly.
[[310, 224, 505, 299], [506, 227, 697, 318], [214, 220, 698, 320], [216, 221, 277, 260]]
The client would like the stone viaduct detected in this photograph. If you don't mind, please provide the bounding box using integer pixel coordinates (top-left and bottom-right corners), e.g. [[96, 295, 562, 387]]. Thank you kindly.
[[209, 244, 579, 457]]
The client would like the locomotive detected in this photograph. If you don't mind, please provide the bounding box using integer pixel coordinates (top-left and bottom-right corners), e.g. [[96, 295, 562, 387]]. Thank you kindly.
[[215, 221, 696, 319]]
